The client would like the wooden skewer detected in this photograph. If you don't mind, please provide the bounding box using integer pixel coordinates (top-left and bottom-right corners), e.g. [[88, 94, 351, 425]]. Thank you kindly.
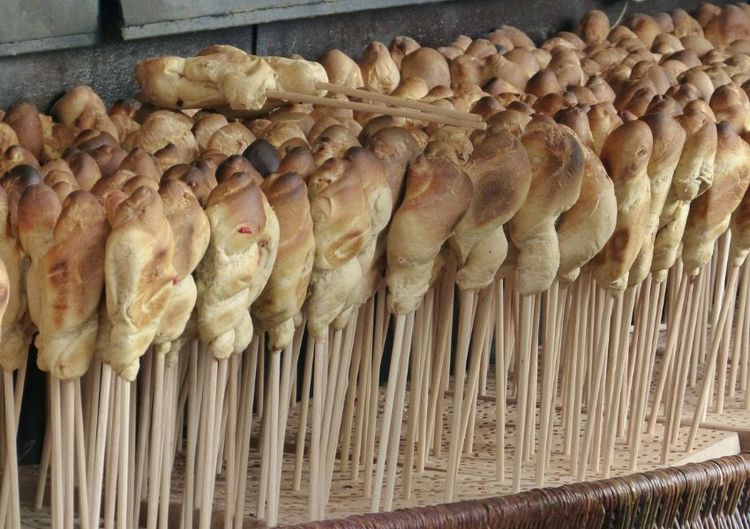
[[445, 289, 477, 501], [117, 379, 131, 529], [2, 371, 21, 529], [233, 339, 259, 529], [602, 287, 637, 478], [403, 302, 426, 499], [199, 359, 218, 529], [577, 291, 614, 481], [364, 288, 389, 497], [267, 350, 281, 527], [687, 265, 741, 451], [371, 313, 407, 512], [209, 360, 229, 514], [133, 353, 154, 527], [181, 343, 200, 529], [536, 281, 559, 486], [35, 407, 51, 510], [315, 81, 483, 122], [352, 298, 375, 481], [103, 376, 121, 529], [559, 279, 577, 456], [323, 312, 360, 508], [309, 337, 327, 520], [626, 276, 654, 465], [266, 89, 486, 130], [494, 278, 507, 482], [74, 380, 90, 529], [340, 308, 367, 473], [223, 354, 240, 529], [273, 339, 297, 521], [426, 260, 456, 460], [147, 353, 166, 529], [293, 337, 314, 492], [662, 277, 700, 462], [383, 312, 416, 512], [728, 261, 750, 397], [159, 362, 179, 529], [90, 364, 113, 529], [591, 293, 623, 473], [523, 294, 542, 462], [85, 359, 101, 497], [513, 294, 534, 492], [647, 273, 689, 435], [568, 276, 589, 473], [418, 290, 436, 472], [62, 379, 75, 529]]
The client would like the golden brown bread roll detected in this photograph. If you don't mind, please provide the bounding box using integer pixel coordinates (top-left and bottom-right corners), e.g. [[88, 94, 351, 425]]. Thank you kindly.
[[64, 149, 101, 191], [682, 122, 750, 275], [311, 124, 361, 166], [391, 77, 430, 100], [0, 258, 9, 348], [196, 173, 278, 358], [423, 125, 473, 165], [703, 4, 750, 48], [262, 119, 308, 149], [399, 47, 451, 90], [389, 36, 421, 66], [277, 145, 317, 182], [40, 159, 73, 180], [554, 106, 595, 150], [336, 148, 392, 326], [509, 117, 584, 295], [51, 86, 119, 141], [710, 82, 750, 132], [730, 180, 750, 267], [214, 155, 261, 186], [136, 52, 278, 111], [672, 8, 704, 38], [205, 121, 256, 155], [587, 102, 623, 155], [37, 191, 109, 378], [193, 113, 230, 150], [306, 157, 372, 338], [0, 145, 40, 178], [320, 49, 364, 88], [0, 186, 28, 372], [0, 123, 19, 155], [254, 172, 315, 350], [175, 164, 217, 207], [4, 103, 43, 159], [118, 147, 162, 183], [672, 107, 718, 200], [126, 110, 199, 164], [17, 184, 62, 329], [359, 42, 400, 94], [152, 179, 210, 358], [627, 112, 687, 287], [464, 38, 498, 59], [592, 120, 653, 292], [71, 130, 126, 176], [102, 186, 176, 380], [450, 130, 532, 291], [365, 126, 421, 206], [386, 154, 473, 315], [44, 169, 81, 202], [557, 144, 617, 282]]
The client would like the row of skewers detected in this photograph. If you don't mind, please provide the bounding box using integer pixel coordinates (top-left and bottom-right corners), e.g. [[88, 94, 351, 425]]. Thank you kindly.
[[1, 2, 750, 528]]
